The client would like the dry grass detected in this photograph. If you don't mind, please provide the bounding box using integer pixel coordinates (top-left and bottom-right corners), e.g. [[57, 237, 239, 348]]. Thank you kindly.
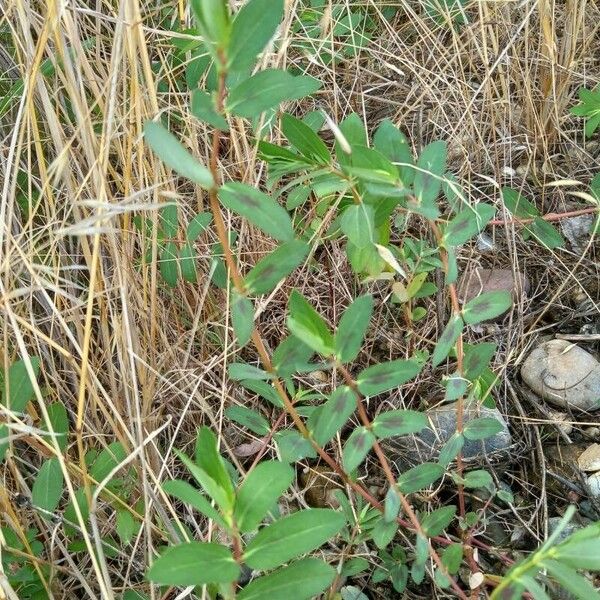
[[0, 0, 599, 598]]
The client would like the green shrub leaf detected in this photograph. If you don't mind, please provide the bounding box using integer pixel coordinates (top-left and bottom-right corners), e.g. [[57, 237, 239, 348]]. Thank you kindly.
[[356, 360, 421, 397], [225, 405, 269, 436], [398, 463, 444, 494], [191, 89, 229, 130], [231, 294, 254, 347], [179, 243, 197, 283], [226, 69, 321, 118], [342, 427, 375, 472], [432, 315, 463, 367], [412, 140, 446, 215], [218, 182, 294, 241], [162, 479, 227, 529], [287, 290, 334, 356], [228, 0, 284, 72], [281, 113, 330, 164], [444, 203, 495, 247], [147, 542, 239, 586], [245, 240, 309, 294], [144, 121, 214, 189], [43, 402, 69, 452], [234, 461, 294, 533], [340, 204, 376, 249], [372, 410, 428, 439], [335, 294, 373, 363], [463, 417, 503, 440], [32, 458, 63, 514], [275, 430, 316, 462], [462, 290, 512, 324], [244, 508, 345, 570], [421, 505, 456, 537], [238, 558, 335, 600], [310, 386, 356, 446]]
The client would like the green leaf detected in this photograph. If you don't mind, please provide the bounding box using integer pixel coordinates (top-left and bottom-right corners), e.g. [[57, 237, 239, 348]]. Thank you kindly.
[[334, 295, 373, 363], [444, 204, 495, 247], [191, 89, 229, 130], [398, 463, 444, 494], [501, 187, 538, 218], [190, 0, 231, 51], [372, 517, 398, 549], [463, 343, 497, 380], [542, 559, 600, 600], [178, 243, 197, 284], [244, 508, 345, 570], [275, 430, 316, 462], [529, 217, 564, 249], [147, 542, 239, 586], [442, 543, 463, 574], [340, 204, 375, 249], [176, 450, 233, 513], [144, 121, 214, 189], [342, 427, 375, 472], [384, 487, 401, 522], [160, 242, 179, 287], [218, 182, 294, 241], [234, 461, 294, 533], [32, 458, 63, 514], [160, 204, 178, 238], [226, 69, 321, 118], [231, 294, 254, 347], [413, 140, 446, 212], [356, 360, 421, 397], [228, 0, 284, 72], [462, 290, 512, 324], [226, 405, 270, 436], [91, 442, 126, 482], [162, 479, 227, 529], [239, 378, 283, 407], [272, 335, 315, 378], [195, 426, 235, 501], [421, 505, 456, 537], [372, 119, 414, 185], [228, 362, 270, 381], [432, 315, 464, 367], [245, 240, 309, 295], [372, 410, 428, 439], [310, 386, 356, 446], [3, 357, 40, 413], [463, 417, 503, 440], [186, 212, 212, 242], [444, 373, 468, 401], [281, 113, 330, 164], [287, 290, 334, 356], [459, 469, 493, 490], [238, 558, 335, 600], [43, 402, 69, 451], [438, 433, 465, 467], [116, 509, 137, 545]]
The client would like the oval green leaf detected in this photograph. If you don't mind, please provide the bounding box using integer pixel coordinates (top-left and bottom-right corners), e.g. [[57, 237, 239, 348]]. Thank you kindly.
[[356, 360, 421, 397]]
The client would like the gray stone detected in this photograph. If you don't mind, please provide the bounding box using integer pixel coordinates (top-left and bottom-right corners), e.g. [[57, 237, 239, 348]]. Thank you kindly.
[[521, 339, 600, 411], [548, 514, 591, 543], [560, 214, 594, 254], [385, 401, 512, 466]]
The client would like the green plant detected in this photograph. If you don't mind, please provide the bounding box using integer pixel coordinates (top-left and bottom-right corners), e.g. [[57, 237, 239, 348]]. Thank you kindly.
[[571, 85, 600, 138], [137, 1, 600, 597]]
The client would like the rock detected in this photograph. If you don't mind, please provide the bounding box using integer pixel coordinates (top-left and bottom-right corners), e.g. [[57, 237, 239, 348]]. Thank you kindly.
[[560, 213, 594, 254], [385, 401, 512, 466], [586, 472, 600, 497], [548, 513, 590, 542], [300, 465, 341, 508], [577, 444, 600, 472], [458, 268, 530, 320], [521, 339, 600, 411]]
